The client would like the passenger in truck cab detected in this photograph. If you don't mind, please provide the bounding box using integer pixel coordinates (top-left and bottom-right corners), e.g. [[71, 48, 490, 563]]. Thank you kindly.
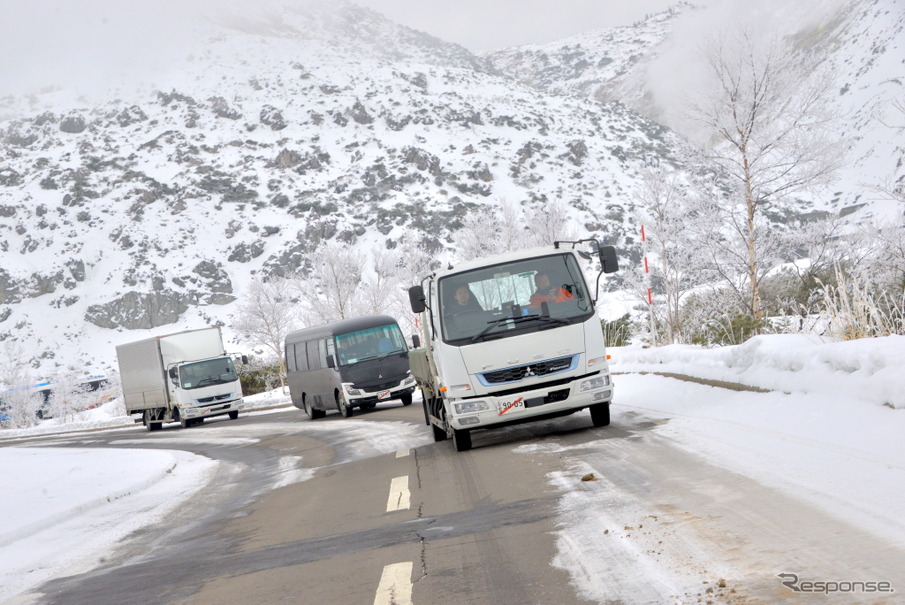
[[447, 284, 483, 314], [529, 272, 573, 306]]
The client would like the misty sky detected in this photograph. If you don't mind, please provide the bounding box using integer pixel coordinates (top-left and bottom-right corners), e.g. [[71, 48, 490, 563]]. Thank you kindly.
[[353, 0, 677, 50]]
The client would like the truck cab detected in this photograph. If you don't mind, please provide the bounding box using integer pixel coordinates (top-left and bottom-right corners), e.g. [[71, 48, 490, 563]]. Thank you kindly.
[[408, 239, 618, 451]]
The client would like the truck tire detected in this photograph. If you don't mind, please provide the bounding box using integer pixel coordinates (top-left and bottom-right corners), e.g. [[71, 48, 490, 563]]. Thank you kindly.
[[228, 411, 239, 420], [453, 428, 472, 452], [337, 393, 353, 418], [590, 402, 610, 427], [143, 409, 162, 432], [432, 422, 447, 442], [422, 398, 431, 426], [400, 393, 413, 406]]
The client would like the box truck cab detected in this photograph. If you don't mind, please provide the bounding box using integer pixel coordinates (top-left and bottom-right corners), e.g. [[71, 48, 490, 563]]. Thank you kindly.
[[116, 327, 245, 431], [285, 315, 416, 419], [408, 239, 618, 451]]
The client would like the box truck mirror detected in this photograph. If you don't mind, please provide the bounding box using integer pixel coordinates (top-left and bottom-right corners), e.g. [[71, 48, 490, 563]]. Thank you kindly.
[[412, 334, 421, 349]]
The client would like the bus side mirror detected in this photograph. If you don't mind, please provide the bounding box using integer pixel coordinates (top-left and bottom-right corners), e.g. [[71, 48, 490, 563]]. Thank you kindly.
[[412, 334, 421, 349], [599, 245, 619, 274], [408, 286, 426, 313], [326, 355, 335, 369]]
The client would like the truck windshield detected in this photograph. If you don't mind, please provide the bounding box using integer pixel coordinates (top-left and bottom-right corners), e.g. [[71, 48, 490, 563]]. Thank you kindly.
[[439, 252, 593, 345], [335, 323, 407, 366], [178, 357, 239, 390]]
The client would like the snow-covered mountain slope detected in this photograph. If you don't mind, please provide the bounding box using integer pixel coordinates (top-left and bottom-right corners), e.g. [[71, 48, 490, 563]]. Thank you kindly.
[[483, 0, 905, 222], [0, 1, 697, 376]]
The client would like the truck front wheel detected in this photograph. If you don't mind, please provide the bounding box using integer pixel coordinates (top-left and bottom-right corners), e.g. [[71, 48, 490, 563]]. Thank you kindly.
[[228, 410, 239, 420], [453, 428, 472, 452], [590, 402, 611, 427]]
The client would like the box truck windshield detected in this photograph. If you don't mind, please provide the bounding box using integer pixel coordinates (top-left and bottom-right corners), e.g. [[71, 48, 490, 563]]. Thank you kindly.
[[177, 358, 239, 390], [439, 252, 592, 345]]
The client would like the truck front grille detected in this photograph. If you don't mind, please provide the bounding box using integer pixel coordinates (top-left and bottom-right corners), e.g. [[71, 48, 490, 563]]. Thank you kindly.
[[197, 393, 233, 404], [480, 356, 575, 385], [356, 379, 401, 392]]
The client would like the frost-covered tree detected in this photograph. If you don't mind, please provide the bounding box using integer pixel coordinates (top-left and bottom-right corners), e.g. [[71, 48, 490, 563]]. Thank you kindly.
[[46, 372, 97, 423], [389, 237, 440, 340], [453, 199, 524, 261], [296, 239, 366, 323], [232, 276, 297, 391], [631, 167, 704, 343], [687, 28, 843, 319], [453, 198, 576, 262], [0, 342, 41, 429]]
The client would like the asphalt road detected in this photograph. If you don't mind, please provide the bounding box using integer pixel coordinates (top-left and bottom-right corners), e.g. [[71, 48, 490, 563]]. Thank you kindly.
[[11, 395, 905, 604]]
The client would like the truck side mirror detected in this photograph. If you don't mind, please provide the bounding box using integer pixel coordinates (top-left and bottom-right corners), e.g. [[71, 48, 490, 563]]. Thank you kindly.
[[241, 355, 249, 365], [599, 245, 619, 274], [408, 286, 426, 313], [168, 367, 178, 383], [412, 334, 421, 349]]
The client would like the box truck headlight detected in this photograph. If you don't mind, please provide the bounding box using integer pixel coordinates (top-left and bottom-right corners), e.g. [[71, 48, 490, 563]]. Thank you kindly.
[[454, 400, 489, 414], [580, 375, 610, 392], [402, 373, 417, 386], [342, 383, 363, 396]]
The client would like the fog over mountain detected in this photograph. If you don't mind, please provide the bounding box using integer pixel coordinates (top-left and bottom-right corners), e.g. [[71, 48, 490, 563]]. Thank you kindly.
[[0, 0, 902, 379]]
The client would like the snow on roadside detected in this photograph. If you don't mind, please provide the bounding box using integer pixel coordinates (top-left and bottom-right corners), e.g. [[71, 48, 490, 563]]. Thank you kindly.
[[611, 334, 905, 409], [0, 447, 217, 604]]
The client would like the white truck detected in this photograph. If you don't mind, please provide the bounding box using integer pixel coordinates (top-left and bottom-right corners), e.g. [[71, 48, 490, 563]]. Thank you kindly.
[[116, 327, 246, 431], [407, 239, 619, 451]]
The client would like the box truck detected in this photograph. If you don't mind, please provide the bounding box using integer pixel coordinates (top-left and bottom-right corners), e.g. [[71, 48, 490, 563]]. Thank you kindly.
[[116, 327, 245, 431], [407, 239, 618, 451]]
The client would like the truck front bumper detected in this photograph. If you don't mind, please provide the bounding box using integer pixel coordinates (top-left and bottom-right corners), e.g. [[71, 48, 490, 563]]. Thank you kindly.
[[348, 377, 417, 407], [447, 375, 612, 431], [182, 397, 244, 419]]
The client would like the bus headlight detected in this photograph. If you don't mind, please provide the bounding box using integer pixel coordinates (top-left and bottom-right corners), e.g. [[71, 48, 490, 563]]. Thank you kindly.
[[454, 400, 489, 414], [579, 375, 610, 392], [342, 383, 363, 396]]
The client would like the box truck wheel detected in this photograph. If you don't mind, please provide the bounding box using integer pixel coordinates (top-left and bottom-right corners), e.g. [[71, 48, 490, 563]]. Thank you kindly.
[[143, 409, 162, 432], [229, 410, 239, 420], [590, 402, 610, 427], [453, 428, 472, 452], [400, 393, 412, 406]]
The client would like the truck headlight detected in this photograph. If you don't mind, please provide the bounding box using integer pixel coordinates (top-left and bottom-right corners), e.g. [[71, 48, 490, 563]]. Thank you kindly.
[[580, 375, 610, 392], [454, 400, 489, 414], [402, 374, 417, 386]]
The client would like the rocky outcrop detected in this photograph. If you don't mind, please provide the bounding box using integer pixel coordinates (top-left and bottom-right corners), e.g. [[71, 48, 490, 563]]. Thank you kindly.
[[85, 290, 190, 329]]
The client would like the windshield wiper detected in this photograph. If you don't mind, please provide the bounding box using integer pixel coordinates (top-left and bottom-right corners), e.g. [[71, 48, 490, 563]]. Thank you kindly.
[[470, 314, 549, 343]]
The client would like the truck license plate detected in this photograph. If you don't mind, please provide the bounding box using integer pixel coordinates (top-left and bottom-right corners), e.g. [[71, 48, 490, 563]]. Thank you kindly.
[[378, 390, 391, 400]]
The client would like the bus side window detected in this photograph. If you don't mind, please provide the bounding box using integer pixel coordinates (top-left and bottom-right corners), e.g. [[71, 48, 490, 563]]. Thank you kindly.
[[296, 343, 309, 371], [286, 344, 296, 372], [318, 338, 328, 367], [306, 340, 321, 370], [326, 339, 336, 366]]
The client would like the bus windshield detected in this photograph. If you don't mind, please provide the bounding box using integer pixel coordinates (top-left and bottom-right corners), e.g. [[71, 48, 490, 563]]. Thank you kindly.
[[178, 357, 239, 390], [335, 324, 407, 366], [438, 253, 593, 345]]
